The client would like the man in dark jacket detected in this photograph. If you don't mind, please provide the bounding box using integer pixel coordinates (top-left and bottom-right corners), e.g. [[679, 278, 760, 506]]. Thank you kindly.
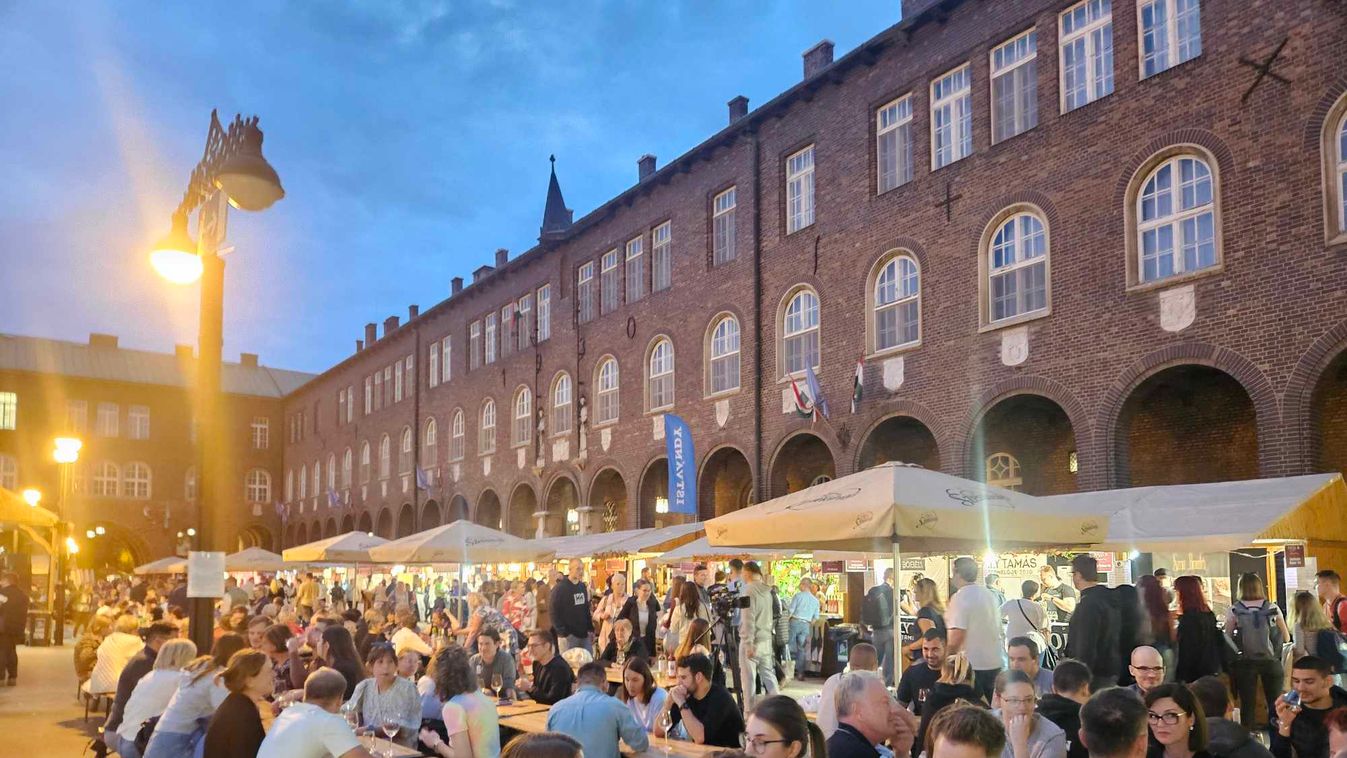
[[518, 629, 575, 705], [1065, 554, 1120, 692], [0, 571, 30, 686], [1112, 583, 1142, 686], [825, 669, 917, 758], [548, 559, 594, 653], [1038, 659, 1093, 758], [1190, 675, 1273, 758], [1273, 655, 1347, 758]]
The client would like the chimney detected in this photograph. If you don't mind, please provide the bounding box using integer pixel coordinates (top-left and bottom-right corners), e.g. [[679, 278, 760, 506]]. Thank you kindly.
[[728, 95, 749, 124], [88, 333, 118, 349], [408, 304, 419, 321], [174, 344, 193, 359], [472, 264, 494, 284], [495, 248, 509, 267], [365, 322, 378, 345], [356, 339, 364, 353], [803, 39, 835, 79], [239, 352, 259, 368], [383, 316, 400, 337], [452, 276, 464, 295], [638, 154, 657, 181], [902, 0, 942, 20]]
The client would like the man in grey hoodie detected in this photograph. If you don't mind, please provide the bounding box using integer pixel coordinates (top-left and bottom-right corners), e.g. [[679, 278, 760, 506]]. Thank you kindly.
[[738, 561, 779, 708], [1190, 676, 1273, 758]]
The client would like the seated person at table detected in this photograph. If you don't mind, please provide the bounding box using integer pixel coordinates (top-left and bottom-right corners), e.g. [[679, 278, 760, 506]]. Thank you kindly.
[[346, 642, 422, 746], [258, 668, 376, 758], [202, 649, 275, 758], [468, 628, 517, 699], [501, 732, 583, 758], [897, 631, 946, 719], [547, 662, 650, 758], [669, 653, 745, 747], [617, 656, 669, 734], [418, 645, 501, 758], [820, 642, 881, 738], [390, 609, 432, 658], [599, 619, 649, 664], [517, 629, 574, 705], [747, 695, 829, 758]]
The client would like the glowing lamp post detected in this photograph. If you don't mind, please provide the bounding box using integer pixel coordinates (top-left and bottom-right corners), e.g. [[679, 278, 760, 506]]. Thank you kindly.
[[50, 435, 81, 644]]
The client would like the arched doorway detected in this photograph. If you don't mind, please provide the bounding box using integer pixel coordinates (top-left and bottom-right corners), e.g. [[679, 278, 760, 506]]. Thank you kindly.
[[544, 476, 579, 536], [969, 394, 1077, 495], [588, 468, 628, 533], [396, 503, 416, 538], [1118, 365, 1257, 486], [420, 500, 442, 531], [769, 433, 835, 498], [340, 514, 355, 533], [324, 519, 338, 540], [698, 446, 754, 520], [639, 458, 680, 529], [77, 523, 146, 574], [858, 416, 940, 471], [285, 524, 296, 548], [295, 522, 309, 545], [508, 484, 539, 538], [376, 508, 394, 539], [235, 524, 274, 551], [476, 490, 502, 531], [356, 511, 374, 535], [1312, 351, 1347, 474], [447, 495, 469, 524]]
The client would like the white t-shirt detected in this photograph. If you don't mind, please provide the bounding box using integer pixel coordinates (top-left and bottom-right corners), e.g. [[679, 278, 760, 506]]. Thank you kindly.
[[946, 583, 1005, 671], [155, 668, 229, 734], [116, 669, 183, 740], [817, 672, 843, 738], [257, 702, 362, 758], [391, 626, 432, 657], [1002, 598, 1048, 642], [441, 691, 501, 758]]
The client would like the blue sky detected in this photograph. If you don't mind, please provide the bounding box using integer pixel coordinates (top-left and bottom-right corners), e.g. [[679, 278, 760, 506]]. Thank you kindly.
[[0, 1, 898, 373]]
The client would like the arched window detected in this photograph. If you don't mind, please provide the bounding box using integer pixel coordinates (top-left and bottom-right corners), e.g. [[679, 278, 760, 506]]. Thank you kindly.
[[123, 462, 151, 499], [359, 442, 371, 484], [552, 373, 573, 436], [987, 213, 1048, 323], [1136, 153, 1217, 283], [341, 448, 353, 489], [513, 387, 532, 447], [94, 462, 119, 497], [399, 426, 413, 474], [986, 452, 1023, 491], [284, 468, 292, 501], [873, 254, 921, 351], [378, 434, 391, 480], [781, 288, 820, 376], [708, 315, 741, 395], [451, 410, 466, 461], [326, 453, 336, 491], [595, 357, 620, 425], [246, 469, 272, 503], [648, 338, 675, 411], [299, 464, 308, 499], [1333, 109, 1347, 238], [312, 459, 321, 498], [424, 418, 438, 469], [186, 466, 197, 502], [480, 400, 497, 454], [0, 454, 14, 490]]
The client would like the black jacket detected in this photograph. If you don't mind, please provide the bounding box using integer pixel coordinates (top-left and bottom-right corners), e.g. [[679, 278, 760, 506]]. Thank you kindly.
[[826, 722, 881, 758], [1067, 584, 1121, 682], [203, 690, 266, 758], [1206, 717, 1273, 758], [529, 654, 575, 706], [1113, 584, 1143, 686], [1038, 694, 1087, 758], [618, 595, 662, 655], [915, 682, 985, 757], [1272, 686, 1347, 758], [549, 577, 594, 639], [599, 637, 649, 665], [0, 584, 29, 635], [1175, 610, 1226, 682]]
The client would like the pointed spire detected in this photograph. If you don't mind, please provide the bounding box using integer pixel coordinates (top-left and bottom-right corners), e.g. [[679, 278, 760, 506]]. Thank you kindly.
[[540, 154, 573, 243]]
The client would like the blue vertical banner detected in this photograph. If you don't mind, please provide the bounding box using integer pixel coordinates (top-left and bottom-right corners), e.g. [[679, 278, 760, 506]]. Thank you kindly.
[[664, 413, 697, 515]]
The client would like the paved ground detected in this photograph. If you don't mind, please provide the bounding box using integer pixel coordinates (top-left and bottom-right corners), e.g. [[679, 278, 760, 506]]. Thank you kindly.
[[0, 640, 101, 756]]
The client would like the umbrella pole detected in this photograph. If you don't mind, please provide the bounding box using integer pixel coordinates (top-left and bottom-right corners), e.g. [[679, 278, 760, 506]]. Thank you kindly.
[[892, 531, 901, 688]]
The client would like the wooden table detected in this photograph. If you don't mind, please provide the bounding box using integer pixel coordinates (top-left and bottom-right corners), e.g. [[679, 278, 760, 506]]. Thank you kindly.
[[499, 705, 721, 757], [365, 736, 422, 757], [604, 664, 677, 689]]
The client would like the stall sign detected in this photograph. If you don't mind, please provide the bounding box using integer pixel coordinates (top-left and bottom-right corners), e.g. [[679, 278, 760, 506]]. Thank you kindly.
[[1286, 544, 1305, 568], [605, 559, 626, 572], [901, 557, 926, 571], [820, 561, 845, 574], [846, 560, 868, 573], [680, 562, 696, 573], [1090, 551, 1115, 573]]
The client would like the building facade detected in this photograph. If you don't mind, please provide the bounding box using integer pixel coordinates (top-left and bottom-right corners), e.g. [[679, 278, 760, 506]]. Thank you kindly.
[[278, 0, 1347, 553], [0, 333, 312, 570]]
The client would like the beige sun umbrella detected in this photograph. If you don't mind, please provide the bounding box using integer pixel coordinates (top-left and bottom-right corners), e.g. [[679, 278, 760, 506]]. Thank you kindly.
[[283, 531, 390, 563], [367, 520, 555, 565], [224, 546, 289, 572], [133, 556, 187, 575]]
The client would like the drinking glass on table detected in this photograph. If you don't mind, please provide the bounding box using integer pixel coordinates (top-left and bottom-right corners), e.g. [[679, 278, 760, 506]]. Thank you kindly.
[[491, 672, 504, 697], [381, 719, 401, 757], [658, 710, 674, 756]]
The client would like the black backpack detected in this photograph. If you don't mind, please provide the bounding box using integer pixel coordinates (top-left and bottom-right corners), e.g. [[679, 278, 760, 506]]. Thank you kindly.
[[862, 585, 891, 628]]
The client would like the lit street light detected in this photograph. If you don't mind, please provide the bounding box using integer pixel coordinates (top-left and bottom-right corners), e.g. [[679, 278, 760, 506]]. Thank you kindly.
[[50, 435, 81, 644], [21, 488, 41, 507]]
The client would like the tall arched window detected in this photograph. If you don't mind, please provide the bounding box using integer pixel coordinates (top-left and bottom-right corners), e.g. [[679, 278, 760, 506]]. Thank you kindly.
[[781, 288, 820, 376], [424, 418, 438, 469], [299, 464, 308, 499], [987, 213, 1048, 323], [186, 466, 197, 502], [647, 338, 675, 411], [986, 452, 1023, 491], [551, 373, 573, 435], [1136, 153, 1217, 283], [326, 453, 336, 491], [284, 468, 292, 501], [399, 426, 413, 474], [94, 462, 119, 497], [480, 399, 497, 454], [123, 462, 151, 499], [246, 469, 271, 503], [312, 460, 321, 498], [378, 434, 391, 480], [0, 454, 14, 490], [1333, 109, 1347, 238], [708, 315, 741, 395], [341, 448, 353, 489], [359, 442, 371, 484], [872, 254, 921, 351], [513, 387, 532, 447], [451, 410, 466, 461], [595, 357, 620, 425]]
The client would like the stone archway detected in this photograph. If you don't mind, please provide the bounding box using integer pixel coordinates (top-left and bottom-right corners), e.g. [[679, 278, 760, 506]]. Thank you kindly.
[[376, 508, 394, 539], [357, 511, 374, 534], [768, 434, 835, 498], [544, 476, 579, 536], [340, 514, 355, 533], [639, 457, 686, 529], [698, 446, 754, 520], [324, 519, 338, 540], [968, 394, 1078, 495], [295, 522, 309, 545], [447, 495, 469, 524], [1312, 350, 1347, 474], [236, 524, 274, 551], [857, 415, 941, 471], [507, 484, 539, 538], [78, 522, 147, 573], [396, 503, 416, 538], [420, 499, 441, 531], [589, 468, 629, 534], [475, 490, 502, 531]]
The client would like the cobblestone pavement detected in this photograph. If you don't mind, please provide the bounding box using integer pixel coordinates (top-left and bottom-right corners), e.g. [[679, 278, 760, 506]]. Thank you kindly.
[[0, 640, 100, 756]]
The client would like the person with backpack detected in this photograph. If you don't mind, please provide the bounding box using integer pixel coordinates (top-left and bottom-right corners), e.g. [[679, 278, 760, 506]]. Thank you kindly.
[[1224, 572, 1290, 730], [863, 568, 896, 686]]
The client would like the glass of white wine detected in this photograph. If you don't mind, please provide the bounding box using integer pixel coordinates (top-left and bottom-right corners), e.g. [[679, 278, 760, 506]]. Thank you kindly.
[[658, 710, 674, 757]]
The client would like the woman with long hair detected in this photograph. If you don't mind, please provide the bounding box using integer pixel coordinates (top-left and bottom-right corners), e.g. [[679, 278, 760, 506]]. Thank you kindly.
[[1223, 573, 1289, 730], [107, 639, 198, 758], [143, 633, 247, 758], [202, 649, 275, 758], [904, 577, 946, 659], [666, 580, 711, 654], [319, 624, 367, 700], [618, 656, 669, 734], [674, 617, 726, 687], [1144, 683, 1211, 758], [1173, 576, 1225, 683], [916, 651, 985, 755], [347, 642, 421, 746], [745, 694, 826, 758], [1137, 575, 1176, 653], [1293, 591, 1339, 659], [417, 644, 500, 758]]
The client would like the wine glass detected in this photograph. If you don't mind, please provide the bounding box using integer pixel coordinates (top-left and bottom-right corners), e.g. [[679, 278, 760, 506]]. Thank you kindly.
[[658, 710, 674, 756], [491, 672, 504, 698], [381, 719, 401, 757]]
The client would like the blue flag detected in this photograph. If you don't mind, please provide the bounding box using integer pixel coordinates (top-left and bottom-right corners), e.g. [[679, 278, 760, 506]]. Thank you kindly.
[[805, 365, 829, 419], [415, 466, 431, 492], [327, 488, 342, 509], [664, 414, 697, 515]]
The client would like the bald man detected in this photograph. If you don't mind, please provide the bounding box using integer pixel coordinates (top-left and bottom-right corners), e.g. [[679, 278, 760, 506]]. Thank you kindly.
[[258, 668, 375, 758], [1126, 646, 1165, 698]]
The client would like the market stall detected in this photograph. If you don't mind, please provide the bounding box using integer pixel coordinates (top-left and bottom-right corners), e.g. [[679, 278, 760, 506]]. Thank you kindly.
[[282, 531, 391, 611]]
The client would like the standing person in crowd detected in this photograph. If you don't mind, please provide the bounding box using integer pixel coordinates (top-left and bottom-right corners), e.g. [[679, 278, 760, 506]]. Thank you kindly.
[[617, 657, 668, 734], [0, 571, 30, 687], [1137, 576, 1176, 668], [947, 556, 1005, 702], [1292, 591, 1346, 674], [547, 662, 649, 758], [1317, 571, 1347, 634], [669, 653, 745, 748], [927, 703, 1007, 758], [1008, 637, 1055, 697], [1143, 684, 1210, 758], [674, 618, 725, 687], [347, 642, 420, 746], [517, 629, 575, 705], [1127, 646, 1166, 699], [143, 633, 246, 758], [863, 568, 897, 686], [1040, 566, 1078, 625], [461, 592, 518, 655], [1113, 584, 1144, 688], [1066, 554, 1121, 693], [745, 694, 828, 758], [468, 627, 516, 699], [417, 645, 500, 758], [501, 732, 583, 758], [594, 573, 630, 651], [1272, 655, 1347, 758], [1189, 676, 1274, 758], [534, 575, 552, 633], [1080, 687, 1149, 758], [86, 614, 146, 697], [827, 669, 918, 758], [257, 668, 376, 758], [297, 573, 321, 622], [619, 578, 661, 658], [1225, 572, 1289, 730], [521, 579, 538, 631], [904, 577, 948, 662], [739, 561, 780, 707], [992, 669, 1067, 758], [1004, 582, 1049, 658], [103, 621, 180, 750], [1037, 659, 1092, 758], [500, 581, 526, 635], [550, 559, 595, 654], [600, 619, 648, 663], [787, 577, 821, 680], [665, 575, 686, 613], [667, 579, 711, 655], [896, 632, 945, 721], [1173, 576, 1225, 683], [106, 639, 197, 758], [202, 649, 275, 758], [918, 651, 988, 756], [987, 575, 1009, 608]]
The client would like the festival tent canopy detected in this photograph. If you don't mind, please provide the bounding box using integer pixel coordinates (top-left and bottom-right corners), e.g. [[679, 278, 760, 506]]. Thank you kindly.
[[0, 486, 59, 529], [367, 521, 555, 565], [283, 531, 390, 563], [133, 556, 187, 575], [608, 522, 705, 556], [224, 546, 289, 572], [535, 528, 650, 560], [653, 536, 876, 563]]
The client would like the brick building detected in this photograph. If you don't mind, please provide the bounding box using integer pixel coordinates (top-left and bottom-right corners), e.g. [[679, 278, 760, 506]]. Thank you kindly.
[[277, 0, 1347, 553], [0, 333, 312, 571]]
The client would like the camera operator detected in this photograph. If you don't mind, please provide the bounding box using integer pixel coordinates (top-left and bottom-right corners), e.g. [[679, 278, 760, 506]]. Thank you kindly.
[[739, 561, 779, 709]]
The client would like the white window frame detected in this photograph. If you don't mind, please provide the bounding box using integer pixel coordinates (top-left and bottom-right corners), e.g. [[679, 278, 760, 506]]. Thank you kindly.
[[987, 212, 1050, 324], [537, 284, 552, 340], [96, 402, 119, 437], [781, 288, 821, 377], [479, 400, 497, 455], [595, 357, 620, 426], [327, 453, 336, 492], [713, 187, 737, 264], [484, 313, 497, 365], [251, 416, 270, 449], [93, 461, 119, 497], [501, 304, 515, 359], [986, 452, 1024, 490], [404, 355, 414, 398], [513, 387, 532, 447], [709, 315, 741, 396], [1059, 0, 1114, 113], [246, 469, 271, 503], [873, 254, 922, 353], [0, 454, 16, 490], [451, 410, 466, 461], [1335, 113, 1347, 237], [399, 426, 413, 474], [394, 358, 404, 402], [517, 294, 533, 351], [0, 392, 15, 431], [284, 468, 292, 502], [470, 321, 482, 370], [126, 405, 150, 440], [66, 399, 87, 434], [601, 249, 620, 314], [123, 461, 151, 499], [990, 29, 1038, 144], [429, 343, 439, 388], [876, 96, 914, 194], [931, 64, 973, 169], [786, 146, 816, 234], [312, 460, 320, 500], [1138, 0, 1202, 79], [359, 442, 371, 484], [378, 434, 391, 480], [441, 336, 452, 383], [577, 263, 595, 324], [342, 447, 353, 488], [625, 236, 645, 303], [373, 372, 383, 411], [424, 418, 438, 469], [364, 377, 372, 415], [552, 373, 573, 436], [1135, 154, 1218, 284], [652, 222, 672, 292], [647, 338, 675, 412]]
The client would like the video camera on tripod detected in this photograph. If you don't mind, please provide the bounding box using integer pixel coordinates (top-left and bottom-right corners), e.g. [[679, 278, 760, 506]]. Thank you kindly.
[[707, 582, 750, 623]]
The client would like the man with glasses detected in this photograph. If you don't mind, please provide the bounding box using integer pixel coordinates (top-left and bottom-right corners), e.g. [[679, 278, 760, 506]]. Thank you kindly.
[[1126, 647, 1165, 699], [516, 629, 573, 705]]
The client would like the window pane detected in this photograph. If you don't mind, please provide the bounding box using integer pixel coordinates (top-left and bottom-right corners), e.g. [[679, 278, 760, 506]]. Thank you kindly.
[[652, 223, 672, 292]]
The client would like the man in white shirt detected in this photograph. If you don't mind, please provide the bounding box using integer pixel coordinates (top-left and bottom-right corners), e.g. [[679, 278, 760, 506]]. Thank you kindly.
[[389, 610, 432, 657], [258, 668, 376, 758], [945, 556, 1004, 703]]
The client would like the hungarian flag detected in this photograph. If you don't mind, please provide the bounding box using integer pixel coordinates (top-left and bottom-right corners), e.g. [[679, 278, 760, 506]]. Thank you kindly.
[[790, 375, 815, 419], [852, 358, 864, 414]]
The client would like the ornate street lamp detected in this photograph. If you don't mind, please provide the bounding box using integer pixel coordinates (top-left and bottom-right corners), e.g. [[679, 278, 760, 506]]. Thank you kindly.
[[50, 435, 81, 643]]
